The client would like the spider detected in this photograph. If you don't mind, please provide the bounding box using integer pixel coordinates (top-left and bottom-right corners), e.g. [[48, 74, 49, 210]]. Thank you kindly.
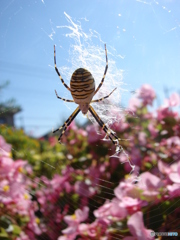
[[53, 44, 121, 145]]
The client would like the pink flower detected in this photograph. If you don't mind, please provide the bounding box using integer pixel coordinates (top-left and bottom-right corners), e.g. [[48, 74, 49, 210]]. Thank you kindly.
[[16, 231, 30, 240], [114, 181, 140, 199], [129, 97, 141, 111], [11, 159, 28, 179], [58, 233, 77, 240], [137, 172, 164, 201], [148, 123, 158, 138], [112, 115, 129, 132], [94, 196, 141, 221], [158, 160, 171, 175], [157, 104, 178, 121], [86, 124, 104, 143], [77, 129, 87, 137], [140, 172, 162, 188], [0, 178, 26, 204], [109, 198, 128, 219], [48, 136, 57, 146], [129, 148, 142, 169], [12, 192, 33, 215], [169, 162, 180, 184], [157, 105, 169, 120], [0, 135, 11, 157], [166, 136, 180, 147], [37, 174, 72, 207], [94, 200, 113, 219], [51, 174, 71, 192], [120, 197, 141, 215], [168, 93, 180, 107], [167, 183, 180, 198], [26, 209, 42, 236], [61, 207, 89, 238], [78, 219, 108, 238], [138, 84, 156, 106], [125, 211, 154, 240], [138, 132, 146, 145], [66, 206, 89, 224], [0, 156, 13, 179], [158, 160, 180, 189], [97, 198, 127, 221], [160, 136, 180, 158], [69, 139, 77, 145], [74, 181, 96, 197], [67, 120, 77, 131]]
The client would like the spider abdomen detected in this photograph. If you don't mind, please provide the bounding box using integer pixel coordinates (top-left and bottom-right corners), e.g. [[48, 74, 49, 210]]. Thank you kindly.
[[70, 68, 95, 104]]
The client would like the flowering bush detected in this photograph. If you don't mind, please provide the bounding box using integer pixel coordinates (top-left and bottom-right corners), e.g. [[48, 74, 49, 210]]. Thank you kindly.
[[0, 84, 180, 239], [0, 126, 68, 179], [0, 136, 42, 239]]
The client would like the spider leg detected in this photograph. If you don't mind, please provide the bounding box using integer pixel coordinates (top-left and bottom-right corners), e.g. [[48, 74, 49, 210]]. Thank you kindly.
[[91, 88, 117, 103], [93, 44, 108, 96], [88, 105, 120, 145], [55, 90, 74, 102], [53, 106, 80, 142], [54, 45, 71, 91]]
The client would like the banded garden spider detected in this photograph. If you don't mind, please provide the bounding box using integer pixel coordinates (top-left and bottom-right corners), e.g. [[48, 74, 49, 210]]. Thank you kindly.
[[53, 44, 121, 145]]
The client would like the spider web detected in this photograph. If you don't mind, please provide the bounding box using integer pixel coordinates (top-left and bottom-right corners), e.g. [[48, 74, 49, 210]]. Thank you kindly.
[[51, 11, 135, 193], [54, 13, 125, 140], [0, 0, 180, 239]]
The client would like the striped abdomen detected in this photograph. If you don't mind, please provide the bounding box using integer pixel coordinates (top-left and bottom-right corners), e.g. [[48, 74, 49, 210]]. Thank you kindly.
[[70, 68, 95, 104]]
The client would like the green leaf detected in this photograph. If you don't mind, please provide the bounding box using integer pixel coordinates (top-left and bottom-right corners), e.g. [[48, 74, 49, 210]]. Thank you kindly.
[[0, 227, 9, 239], [12, 225, 21, 235], [157, 194, 161, 199], [72, 193, 79, 202], [20, 216, 30, 224], [144, 162, 152, 168], [76, 175, 83, 181]]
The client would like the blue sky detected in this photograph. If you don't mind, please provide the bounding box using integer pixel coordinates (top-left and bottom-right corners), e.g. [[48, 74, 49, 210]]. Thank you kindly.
[[0, 0, 180, 137]]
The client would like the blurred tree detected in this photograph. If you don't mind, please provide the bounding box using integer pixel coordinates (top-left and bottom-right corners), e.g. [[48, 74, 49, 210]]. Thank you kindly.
[[0, 81, 22, 127]]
